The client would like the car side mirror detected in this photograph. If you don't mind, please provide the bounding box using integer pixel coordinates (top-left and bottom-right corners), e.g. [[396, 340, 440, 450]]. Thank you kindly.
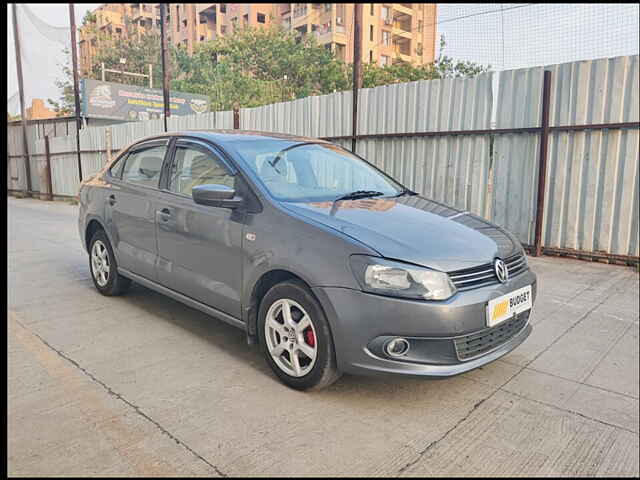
[[192, 184, 244, 209]]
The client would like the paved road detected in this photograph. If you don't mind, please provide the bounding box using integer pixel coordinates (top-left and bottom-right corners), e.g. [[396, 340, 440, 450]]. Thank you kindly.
[[8, 196, 639, 477]]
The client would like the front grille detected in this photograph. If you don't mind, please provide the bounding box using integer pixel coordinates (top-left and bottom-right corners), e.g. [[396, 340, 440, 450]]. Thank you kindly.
[[448, 252, 528, 291], [453, 311, 529, 361]]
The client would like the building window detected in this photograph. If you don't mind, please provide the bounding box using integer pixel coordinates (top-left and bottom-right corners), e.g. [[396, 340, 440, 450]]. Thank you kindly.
[[243, 13, 249, 25], [115, 27, 122, 34], [382, 30, 390, 46], [200, 14, 207, 24], [369, 50, 373, 63], [336, 4, 344, 25], [370, 4, 374, 16], [220, 4, 226, 14], [257, 12, 266, 23], [380, 55, 389, 66], [381, 6, 390, 23], [182, 19, 187, 28], [369, 25, 373, 41], [200, 36, 205, 41]]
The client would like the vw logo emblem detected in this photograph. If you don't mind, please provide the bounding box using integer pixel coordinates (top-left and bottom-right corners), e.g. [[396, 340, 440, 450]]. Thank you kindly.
[[494, 258, 509, 283]]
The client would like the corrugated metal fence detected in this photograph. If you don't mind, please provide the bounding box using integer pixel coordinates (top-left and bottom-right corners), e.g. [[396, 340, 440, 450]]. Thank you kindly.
[[7, 55, 639, 263]]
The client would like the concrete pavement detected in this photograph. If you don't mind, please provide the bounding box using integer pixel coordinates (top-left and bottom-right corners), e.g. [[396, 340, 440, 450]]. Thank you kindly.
[[8, 196, 640, 476]]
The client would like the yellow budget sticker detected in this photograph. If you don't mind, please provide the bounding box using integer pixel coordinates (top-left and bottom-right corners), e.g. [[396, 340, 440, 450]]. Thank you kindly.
[[492, 300, 509, 321], [486, 285, 532, 327]]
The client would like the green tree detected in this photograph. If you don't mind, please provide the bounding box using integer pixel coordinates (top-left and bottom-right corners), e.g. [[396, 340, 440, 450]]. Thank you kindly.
[[173, 24, 350, 110], [50, 22, 489, 115], [362, 36, 490, 88], [47, 47, 76, 116]]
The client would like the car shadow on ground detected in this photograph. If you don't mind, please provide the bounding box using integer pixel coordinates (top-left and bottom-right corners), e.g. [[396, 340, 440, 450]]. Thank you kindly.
[[117, 282, 453, 397]]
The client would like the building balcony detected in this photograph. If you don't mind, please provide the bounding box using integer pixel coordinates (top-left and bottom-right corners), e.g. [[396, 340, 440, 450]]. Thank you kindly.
[[392, 25, 412, 39], [393, 4, 414, 16], [395, 51, 412, 63], [196, 4, 217, 15]]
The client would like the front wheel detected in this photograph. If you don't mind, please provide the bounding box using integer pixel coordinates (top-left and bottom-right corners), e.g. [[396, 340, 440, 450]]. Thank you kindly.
[[258, 280, 341, 391]]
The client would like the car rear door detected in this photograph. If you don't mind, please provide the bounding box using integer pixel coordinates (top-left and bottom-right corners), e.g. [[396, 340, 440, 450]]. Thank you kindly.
[[155, 137, 244, 319], [106, 139, 169, 281]]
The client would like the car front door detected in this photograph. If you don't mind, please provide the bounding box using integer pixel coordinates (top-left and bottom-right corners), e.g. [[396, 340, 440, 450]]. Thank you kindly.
[[107, 139, 169, 281], [155, 138, 244, 319]]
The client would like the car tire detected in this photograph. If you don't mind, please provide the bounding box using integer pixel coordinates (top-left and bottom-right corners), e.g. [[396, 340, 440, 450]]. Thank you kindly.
[[258, 279, 342, 391], [89, 229, 131, 296]]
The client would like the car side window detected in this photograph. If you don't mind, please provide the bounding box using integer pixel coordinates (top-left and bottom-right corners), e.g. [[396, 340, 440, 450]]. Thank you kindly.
[[168, 144, 235, 196], [109, 153, 127, 179], [121, 144, 167, 188]]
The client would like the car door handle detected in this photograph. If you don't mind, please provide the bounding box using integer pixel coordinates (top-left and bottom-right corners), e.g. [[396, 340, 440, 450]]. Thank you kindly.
[[108, 194, 116, 206], [158, 208, 172, 221]]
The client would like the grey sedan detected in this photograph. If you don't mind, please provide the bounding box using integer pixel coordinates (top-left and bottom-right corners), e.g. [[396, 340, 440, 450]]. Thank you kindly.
[[78, 131, 536, 390]]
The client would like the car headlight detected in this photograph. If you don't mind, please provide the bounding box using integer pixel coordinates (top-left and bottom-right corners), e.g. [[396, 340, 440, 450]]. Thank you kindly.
[[349, 255, 457, 301]]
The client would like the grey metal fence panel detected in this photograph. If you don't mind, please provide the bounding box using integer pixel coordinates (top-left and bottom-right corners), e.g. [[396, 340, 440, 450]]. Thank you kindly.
[[47, 134, 80, 197], [543, 55, 639, 256], [7, 124, 25, 191], [493, 55, 639, 255], [7, 123, 41, 192], [358, 73, 494, 134], [240, 90, 352, 137], [355, 135, 491, 217]]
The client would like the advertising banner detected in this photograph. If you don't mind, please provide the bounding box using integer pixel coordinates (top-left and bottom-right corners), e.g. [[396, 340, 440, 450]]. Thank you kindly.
[[81, 78, 210, 121]]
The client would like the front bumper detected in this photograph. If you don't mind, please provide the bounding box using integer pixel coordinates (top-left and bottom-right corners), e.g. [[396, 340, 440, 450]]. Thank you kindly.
[[312, 269, 536, 377]]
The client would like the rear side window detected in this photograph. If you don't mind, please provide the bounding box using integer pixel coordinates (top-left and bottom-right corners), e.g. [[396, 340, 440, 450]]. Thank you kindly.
[[121, 145, 167, 188]]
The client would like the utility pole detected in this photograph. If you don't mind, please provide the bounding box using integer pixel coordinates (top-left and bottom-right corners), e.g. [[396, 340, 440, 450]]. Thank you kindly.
[[160, 3, 170, 132], [69, 3, 83, 182], [12, 3, 33, 196], [351, 3, 363, 153]]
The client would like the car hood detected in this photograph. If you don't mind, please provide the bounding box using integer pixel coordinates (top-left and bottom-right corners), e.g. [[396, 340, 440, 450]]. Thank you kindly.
[[282, 195, 521, 272]]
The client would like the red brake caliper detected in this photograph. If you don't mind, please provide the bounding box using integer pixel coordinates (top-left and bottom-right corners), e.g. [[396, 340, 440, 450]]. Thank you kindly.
[[304, 328, 315, 347]]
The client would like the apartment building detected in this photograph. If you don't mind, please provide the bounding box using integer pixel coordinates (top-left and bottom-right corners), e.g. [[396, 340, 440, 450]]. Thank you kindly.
[[78, 3, 161, 76], [79, 3, 437, 74], [280, 3, 437, 66], [170, 4, 277, 55]]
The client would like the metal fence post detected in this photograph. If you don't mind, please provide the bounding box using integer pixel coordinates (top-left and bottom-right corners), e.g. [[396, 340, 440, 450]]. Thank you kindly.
[[105, 128, 112, 164], [44, 135, 54, 201], [233, 106, 240, 130], [351, 4, 363, 153], [533, 70, 552, 257]]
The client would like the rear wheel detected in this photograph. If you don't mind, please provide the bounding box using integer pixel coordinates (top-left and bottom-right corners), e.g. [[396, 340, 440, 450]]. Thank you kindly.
[[258, 280, 341, 391], [89, 229, 131, 296]]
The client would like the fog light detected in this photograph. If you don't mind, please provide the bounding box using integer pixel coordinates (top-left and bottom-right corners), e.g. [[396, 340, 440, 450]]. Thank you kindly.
[[385, 337, 410, 357]]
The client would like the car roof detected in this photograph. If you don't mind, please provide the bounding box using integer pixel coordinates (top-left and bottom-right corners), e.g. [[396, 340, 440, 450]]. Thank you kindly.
[[139, 129, 331, 148]]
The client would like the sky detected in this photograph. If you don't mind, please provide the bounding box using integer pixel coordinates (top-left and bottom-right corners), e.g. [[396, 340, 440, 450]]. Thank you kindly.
[[7, 3, 640, 116]]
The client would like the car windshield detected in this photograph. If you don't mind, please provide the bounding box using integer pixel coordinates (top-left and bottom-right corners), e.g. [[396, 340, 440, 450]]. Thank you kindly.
[[232, 140, 404, 203]]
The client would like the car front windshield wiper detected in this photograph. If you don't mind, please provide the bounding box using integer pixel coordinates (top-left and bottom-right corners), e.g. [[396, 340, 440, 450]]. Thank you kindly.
[[334, 190, 386, 202]]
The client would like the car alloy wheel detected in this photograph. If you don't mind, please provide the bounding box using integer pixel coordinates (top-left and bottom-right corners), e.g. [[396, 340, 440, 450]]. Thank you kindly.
[[91, 239, 110, 287], [264, 298, 317, 377]]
